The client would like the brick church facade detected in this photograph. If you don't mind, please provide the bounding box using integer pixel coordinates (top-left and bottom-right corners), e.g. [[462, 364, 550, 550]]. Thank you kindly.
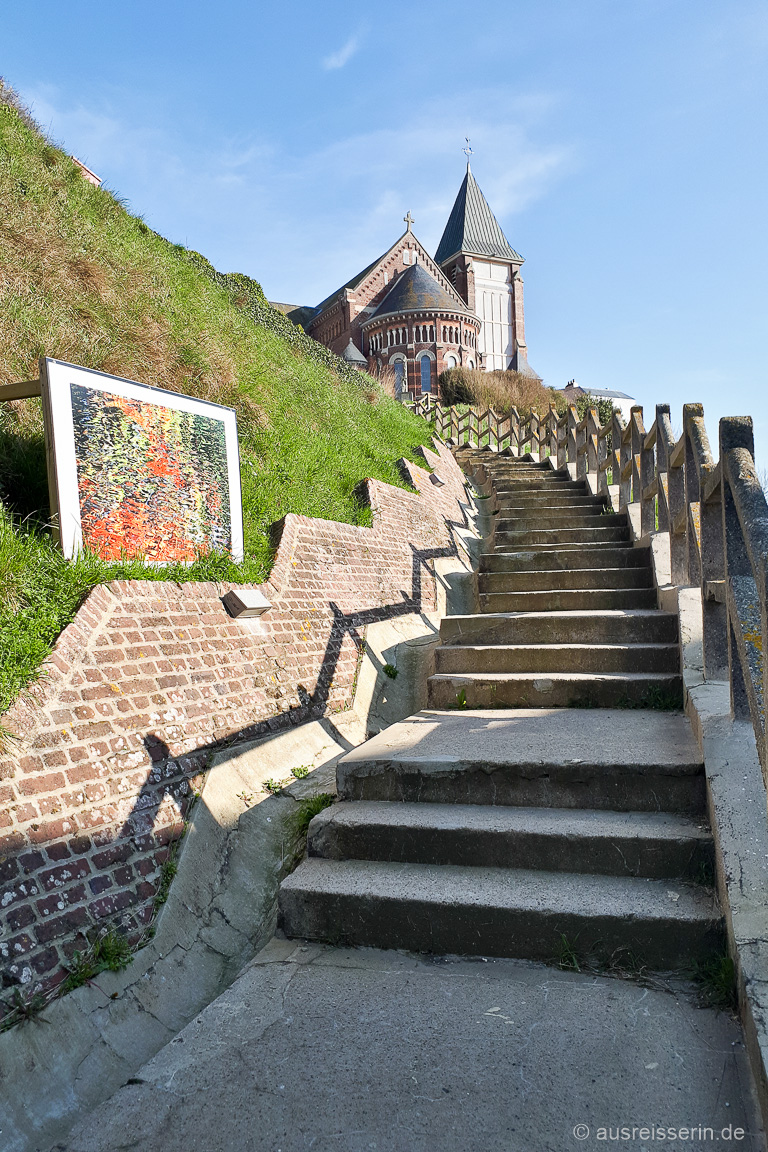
[[277, 165, 534, 400]]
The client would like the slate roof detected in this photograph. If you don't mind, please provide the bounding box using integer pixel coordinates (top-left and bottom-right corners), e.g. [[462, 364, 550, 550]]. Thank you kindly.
[[561, 385, 635, 401], [366, 264, 470, 322], [341, 338, 368, 364], [435, 166, 523, 265]]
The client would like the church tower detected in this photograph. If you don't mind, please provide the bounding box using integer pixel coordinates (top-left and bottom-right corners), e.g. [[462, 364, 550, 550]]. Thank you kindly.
[[435, 163, 533, 375]]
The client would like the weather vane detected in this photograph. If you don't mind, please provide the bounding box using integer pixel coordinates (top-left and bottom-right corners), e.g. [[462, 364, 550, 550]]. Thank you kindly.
[[463, 137, 473, 162]]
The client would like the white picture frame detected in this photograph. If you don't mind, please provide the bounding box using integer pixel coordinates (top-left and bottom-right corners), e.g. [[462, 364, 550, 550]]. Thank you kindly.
[[40, 358, 244, 564]]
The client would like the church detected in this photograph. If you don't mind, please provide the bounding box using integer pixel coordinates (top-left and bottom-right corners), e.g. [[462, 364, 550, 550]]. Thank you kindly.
[[277, 163, 535, 399]]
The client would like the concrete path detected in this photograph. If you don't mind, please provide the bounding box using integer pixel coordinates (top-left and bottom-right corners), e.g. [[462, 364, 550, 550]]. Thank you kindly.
[[56, 937, 764, 1152]]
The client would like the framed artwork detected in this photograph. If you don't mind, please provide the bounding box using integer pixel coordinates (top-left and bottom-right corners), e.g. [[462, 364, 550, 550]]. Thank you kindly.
[[40, 358, 244, 563]]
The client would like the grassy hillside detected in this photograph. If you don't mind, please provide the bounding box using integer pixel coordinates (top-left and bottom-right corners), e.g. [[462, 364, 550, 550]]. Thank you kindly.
[[0, 81, 433, 717]]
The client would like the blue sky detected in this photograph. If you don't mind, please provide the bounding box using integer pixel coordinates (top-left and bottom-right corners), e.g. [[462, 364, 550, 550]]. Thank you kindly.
[[4, 0, 768, 464]]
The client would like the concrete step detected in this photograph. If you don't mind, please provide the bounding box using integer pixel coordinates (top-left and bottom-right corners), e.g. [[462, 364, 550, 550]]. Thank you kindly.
[[427, 670, 683, 710], [435, 643, 680, 675], [479, 568, 654, 593], [440, 609, 679, 647], [491, 480, 583, 493], [494, 526, 631, 547], [494, 495, 607, 511], [494, 511, 621, 531], [336, 709, 704, 814], [279, 858, 723, 968], [308, 801, 714, 880], [479, 588, 658, 612], [481, 546, 647, 573], [490, 542, 634, 557]]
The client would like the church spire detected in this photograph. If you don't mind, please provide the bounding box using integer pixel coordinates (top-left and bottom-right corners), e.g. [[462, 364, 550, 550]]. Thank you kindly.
[[434, 165, 522, 265]]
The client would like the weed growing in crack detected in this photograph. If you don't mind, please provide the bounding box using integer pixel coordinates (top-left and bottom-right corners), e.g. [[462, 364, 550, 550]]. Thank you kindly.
[[615, 686, 683, 712], [0, 987, 49, 1031], [286, 792, 336, 842], [556, 933, 581, 972], [691, 952, 737, 1012], [60, 927, 132, 994]]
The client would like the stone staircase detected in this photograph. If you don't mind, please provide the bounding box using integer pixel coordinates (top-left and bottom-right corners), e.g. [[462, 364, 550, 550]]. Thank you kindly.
[[429, 453, 682, 709], [279, 453, 723, 970]]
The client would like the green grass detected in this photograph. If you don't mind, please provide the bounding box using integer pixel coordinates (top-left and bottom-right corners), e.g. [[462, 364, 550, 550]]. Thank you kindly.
[[59, 927, 133, 994], [286, 792, 336, 840], [692, 952, 738, 1012], [0, 90, 434, 718]]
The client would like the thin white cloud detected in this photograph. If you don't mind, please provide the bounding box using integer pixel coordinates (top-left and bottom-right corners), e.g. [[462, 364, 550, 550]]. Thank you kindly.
[[322, 34, 361, 71], [23, 84, 572, 306]]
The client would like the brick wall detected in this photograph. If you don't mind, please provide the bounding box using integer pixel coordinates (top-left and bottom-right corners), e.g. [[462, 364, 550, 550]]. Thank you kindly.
[[0, 441, 469, 997]]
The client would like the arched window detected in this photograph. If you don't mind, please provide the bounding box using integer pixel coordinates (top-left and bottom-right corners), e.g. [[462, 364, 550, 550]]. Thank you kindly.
[[445, 354, 457, 369], [394, 359, 405, 399], [420, 355, 432, 393], [429, 325, 434, 341], [442, 326, 447, 341]]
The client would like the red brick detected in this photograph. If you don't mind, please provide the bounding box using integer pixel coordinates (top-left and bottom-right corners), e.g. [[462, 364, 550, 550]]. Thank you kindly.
[[0, 857, 19, 883], [30, 946, 59, 976], [13, 803, 39, 823], [89, 889, 136, 919], [17, 771, 65, 796], [37, 884, 86, 916], [5, 931, 35, 956], [91, 841, 134, 869], [81, 685, 114, 702], [19, 850, 45, 874], [5, 903, 35, 932], [73, 722, 113, 741], [0, 832, 24, 854], [34, 905, 89, 944], [88, 874, 113, 895], [65, 762, 101, 785], [40, 858, 91, 891], [19, 755, 44, 774], [46, 841, 70, 862], [27, 819, 77, 845], [112, 864, 134, 886]]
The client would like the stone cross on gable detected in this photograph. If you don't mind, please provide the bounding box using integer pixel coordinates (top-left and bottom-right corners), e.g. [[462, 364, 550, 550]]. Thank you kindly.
[[404, 211, 414, 232]]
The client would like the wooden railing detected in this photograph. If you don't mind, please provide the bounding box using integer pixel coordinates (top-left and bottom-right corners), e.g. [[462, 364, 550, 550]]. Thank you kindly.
[[407, 395, 768, 773], [404, 396, 606, 477]]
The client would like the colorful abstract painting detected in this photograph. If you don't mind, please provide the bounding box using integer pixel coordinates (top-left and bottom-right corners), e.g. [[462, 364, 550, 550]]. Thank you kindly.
[[69, 383, 232, 562]]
